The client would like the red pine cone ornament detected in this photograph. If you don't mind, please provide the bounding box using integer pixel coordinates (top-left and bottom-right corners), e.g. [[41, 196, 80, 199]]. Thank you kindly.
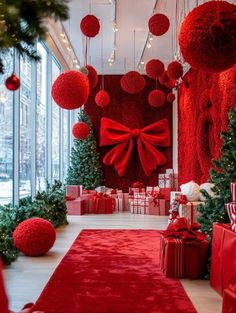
[[178, 1, 236, 72], [148, 90, 165, 108], [80, 14, 100, 38], [148, 13, 170, 36], [146, 59, 165, 79], [85, 65, 98, 90], [167, 61, 183, 80], [95, 90, 110, 107], [72, 122, 90, 140], [5, 73, 20, 91], [167, 92, 175, 103], [120, 71, 146, 94], [51, 70, 89, 110]]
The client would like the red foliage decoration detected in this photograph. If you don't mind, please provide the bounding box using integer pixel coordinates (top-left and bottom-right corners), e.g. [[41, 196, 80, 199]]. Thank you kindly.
[[51, 70, 89, 110], [148, 13, 170, 36], [120, 71, 146, 94], [178, 1, 236, 72], [13, 218, 56, 256], [167, 61, 183, 80], [95, 90, 110, 107], [86, 65, 98, 90], [146, 59, 165, 79], [5, 73, 20, 91], [167, 92, 175, 103], [148, 90, 165, 108], [72, 122, 90, 140], [80, 14, 100, 38]]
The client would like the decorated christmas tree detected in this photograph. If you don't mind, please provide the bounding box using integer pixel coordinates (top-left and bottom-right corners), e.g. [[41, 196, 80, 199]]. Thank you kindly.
[[66, 110, 103, 189], [198, 108, 236, 240]]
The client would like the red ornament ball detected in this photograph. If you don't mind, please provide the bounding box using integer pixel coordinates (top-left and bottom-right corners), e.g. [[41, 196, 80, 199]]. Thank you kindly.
[[85, 65, 98, 90], [167, 61, 183, 80], [13, 218, 56, 256], [167, 92, 175, 103], [72, 122, 90, 140], [80, 14, 100, 38], [120, 71, 146, 94], [148, 89, 165, 108], [51, 70, 89, 110], [5, 73, 20, 91], [146, 59, 165, 79], [95, 90, 110, 107], [178, 1, 236, 72], [159, 70, 170, 85], [148, 13, 170, 36]]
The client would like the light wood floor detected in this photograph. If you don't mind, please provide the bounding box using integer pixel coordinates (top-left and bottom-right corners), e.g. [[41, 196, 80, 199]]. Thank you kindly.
[[3, 213, 222, 313]]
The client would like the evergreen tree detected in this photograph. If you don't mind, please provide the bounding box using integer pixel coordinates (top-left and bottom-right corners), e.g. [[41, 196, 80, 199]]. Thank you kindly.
[[66, 110, 103, 189]]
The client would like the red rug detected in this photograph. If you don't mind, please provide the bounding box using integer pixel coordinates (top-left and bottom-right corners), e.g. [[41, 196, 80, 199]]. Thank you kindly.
[[33, 230, 197, 313]]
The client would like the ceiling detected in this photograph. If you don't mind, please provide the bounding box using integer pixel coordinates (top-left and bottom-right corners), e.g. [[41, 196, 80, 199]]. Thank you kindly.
[[62, 0, 235, 74]]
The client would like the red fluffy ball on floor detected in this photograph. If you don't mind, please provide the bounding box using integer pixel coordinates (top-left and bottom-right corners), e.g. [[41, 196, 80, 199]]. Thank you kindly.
[[120, 71, 146, 94], [148, 89, 165, 107], [80, 14, 100, 38], [95, 90, 110, 107], [146, 59, 165, 79], [148, 13, 170, 36], [167, 61, 183, 80], [86, 65, 98, 90], [13, 218, 56, 257], [72, 122, 90, 140]]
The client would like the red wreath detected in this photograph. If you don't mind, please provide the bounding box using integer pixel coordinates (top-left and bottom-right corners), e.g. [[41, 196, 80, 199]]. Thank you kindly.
[[72, 122, 90, 140], [120, 71, 146, 94], [80, 14, 100, 38], [146, 59, 164, 79]]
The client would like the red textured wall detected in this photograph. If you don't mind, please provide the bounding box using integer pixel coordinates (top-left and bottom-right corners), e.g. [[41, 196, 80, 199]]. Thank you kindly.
[[178, 65, 236, 186], [85, 75, 173, 191]]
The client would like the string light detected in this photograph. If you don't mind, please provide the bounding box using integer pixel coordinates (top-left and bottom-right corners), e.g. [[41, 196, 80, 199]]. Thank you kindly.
[[113, 22, 118, 32]]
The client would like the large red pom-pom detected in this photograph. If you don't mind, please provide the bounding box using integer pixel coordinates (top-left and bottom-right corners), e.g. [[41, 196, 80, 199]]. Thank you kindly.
[[95, 90, 110, 107], [148, 13, 170, 36], [85, 65, 98, 90], [158, 70, 170, 85], [72, 122, 90, 140], [167, 61, 183, 80], [51, 70, 89, 110], [13, 218, 56, 256], [120, 71, 146, 94], [179, 1, 236, 72], [80, 14, 100, 38], [148, 90, 165, 107], [167, 92, 176, 103], [146, 59, 165, 79], [5, 73, 20, 91]]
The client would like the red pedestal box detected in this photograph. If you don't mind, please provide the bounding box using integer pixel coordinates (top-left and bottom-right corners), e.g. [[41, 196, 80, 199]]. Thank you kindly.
[[66, 199, 86, 215], [222, 287, 236, 313], [210, 223, 236, 296]]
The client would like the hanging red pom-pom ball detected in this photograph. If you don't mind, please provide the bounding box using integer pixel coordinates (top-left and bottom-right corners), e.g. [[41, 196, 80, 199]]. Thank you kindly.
[[166, 92, 175, 103], [167, 61, 183, 80], [13, 218, 56, 256], [72, 122, 90, 140], [146, 59, 165, 79], [148, 13, 170, 36], [51, 70, 89, 110], [85, 65, 98, 90], [178, 1, 236, 72], [148, 90, 165, 108], [80, 14, 100, 38], [120, 71, 146, 94], [158, 70, 170, 85], [95, 90, 110, 107], [5, 73, 20, 91]]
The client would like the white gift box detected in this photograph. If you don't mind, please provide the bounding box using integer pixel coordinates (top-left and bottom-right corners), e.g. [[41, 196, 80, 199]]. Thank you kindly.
[[170, 191, 182, 204], [158, 173, 175, 188], [146, 186, 160, 193], [166, 168, 174, 174]]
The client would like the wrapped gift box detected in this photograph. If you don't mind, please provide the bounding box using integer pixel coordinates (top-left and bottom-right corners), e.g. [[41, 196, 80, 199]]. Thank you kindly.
[[123, 193, 130, 211], [146, 186, 160, 193], [66, 185, 83, 199], [225, 202, 236, 232], [66, 198, 86, 215], [231, 182, 236, 202], [129, 187, 145, 195], [179, 202, 203, 224], [80, 194, 96, 213], [159, 188, 173, 201], [94, 196, 115, 214], [158, 173, 175, 188], [148, 199, 169, 216], [210, 223, 236, 295], [170, 191, 182, 204], [114, 198, 123, 212], [83, 189, 97, 195], [222, 287, 236, 313]]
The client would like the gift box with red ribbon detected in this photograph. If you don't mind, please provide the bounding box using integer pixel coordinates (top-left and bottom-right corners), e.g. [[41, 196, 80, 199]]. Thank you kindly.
[[66, 198, 86, 215], [82, 189, 97, 195], [123, 193, 130, 211], [231, 182, 236, 202], [66, 185, 83, 199], [159, 188, 174, 201], [210, 223, 236, 296], [222, 283, 236, 313], [94, 193, 115, 214], [80, 194, 96, 213], [225, 202, 236, 232], [179, 201, 203, 224]]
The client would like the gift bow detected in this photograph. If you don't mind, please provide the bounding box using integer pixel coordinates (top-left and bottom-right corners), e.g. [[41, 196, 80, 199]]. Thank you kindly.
[[100, 117, 170, 176]]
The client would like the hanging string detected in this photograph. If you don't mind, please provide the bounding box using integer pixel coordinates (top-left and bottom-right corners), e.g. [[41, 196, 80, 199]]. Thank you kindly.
[[124, 57, 127, 73], [133, 29, 136, 71], [100, 19, 104, 90]]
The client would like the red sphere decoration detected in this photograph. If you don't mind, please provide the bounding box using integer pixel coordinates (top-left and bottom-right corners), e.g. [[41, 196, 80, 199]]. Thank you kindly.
[[167, 92, 175, 103], [80, 14, 100, 38], [13, 218, 56, 256], [85, 65, 98, 90], [167, 61, 183, 80], [51, 70, 89, 110], [5, 73, 20, 91], [148, 89, 165, 108], [179, 1, 236, 72], [72, 122, 90, 140], [95, 90, 110, 107], [158, 70, 170, 85], [146, 59, 165, 79], [148, 13, 170, 36], [120, 71, 146, 94]]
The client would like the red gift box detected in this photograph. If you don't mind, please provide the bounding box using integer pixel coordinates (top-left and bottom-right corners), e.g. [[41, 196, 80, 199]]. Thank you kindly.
[[225, 202, 236, 232], [83, 189, 97, 195], [159, 188, 174, 201], [210, 223, 236, 295], [66, 185, 83, 199], [222, 286, 236, 313], [66, 198, 86, 215], [81, 194, 96, 213], [94, 196, 115, 214], [231, 182, 236, 202]]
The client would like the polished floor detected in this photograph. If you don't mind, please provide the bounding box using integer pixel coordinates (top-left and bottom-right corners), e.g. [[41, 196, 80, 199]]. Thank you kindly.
[[4, 213, 222, 312]]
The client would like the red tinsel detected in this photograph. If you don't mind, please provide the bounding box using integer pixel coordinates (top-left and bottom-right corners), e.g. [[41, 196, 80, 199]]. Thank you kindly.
[[178, 1, 236, 72], [148, 13, 170, 36], [86, 65, 98, 89], [148, 90, 165, 108], [120, 71, 146, 94], [166, 92, 175, 103], [5, 73, 20, 91], [80, 14, 100, 38], [72, 122, 90, 140], [146, 59, 164, 79], [51, 70, 89, 110], [167, 61, 183, 80], [13, 218, 56, 256], [95, 90, 110, 107]]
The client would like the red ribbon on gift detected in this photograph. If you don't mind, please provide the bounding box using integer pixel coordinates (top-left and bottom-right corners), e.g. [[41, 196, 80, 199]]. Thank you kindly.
[[64, 195, 76, 201], [100, 117, 170, 176]]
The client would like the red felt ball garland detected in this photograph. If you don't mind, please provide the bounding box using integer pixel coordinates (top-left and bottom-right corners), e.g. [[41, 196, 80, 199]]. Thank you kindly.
[[72, 122, 90, 140], [146, 59, 165, 79], [167, 61, 183, 80], [148, 89, 165, 108], [80, 14, 100, 38], [148, 13, 170, 36], [95, 90, 110, 107], [120, 71, 146, 94]]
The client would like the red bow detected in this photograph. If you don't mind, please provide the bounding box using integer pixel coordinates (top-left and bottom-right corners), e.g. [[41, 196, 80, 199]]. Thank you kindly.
[[100, 117, 170, 176]]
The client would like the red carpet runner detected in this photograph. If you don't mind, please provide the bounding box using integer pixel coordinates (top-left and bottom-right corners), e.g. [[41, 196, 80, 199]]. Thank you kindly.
[[33, 230, 197, 313]]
